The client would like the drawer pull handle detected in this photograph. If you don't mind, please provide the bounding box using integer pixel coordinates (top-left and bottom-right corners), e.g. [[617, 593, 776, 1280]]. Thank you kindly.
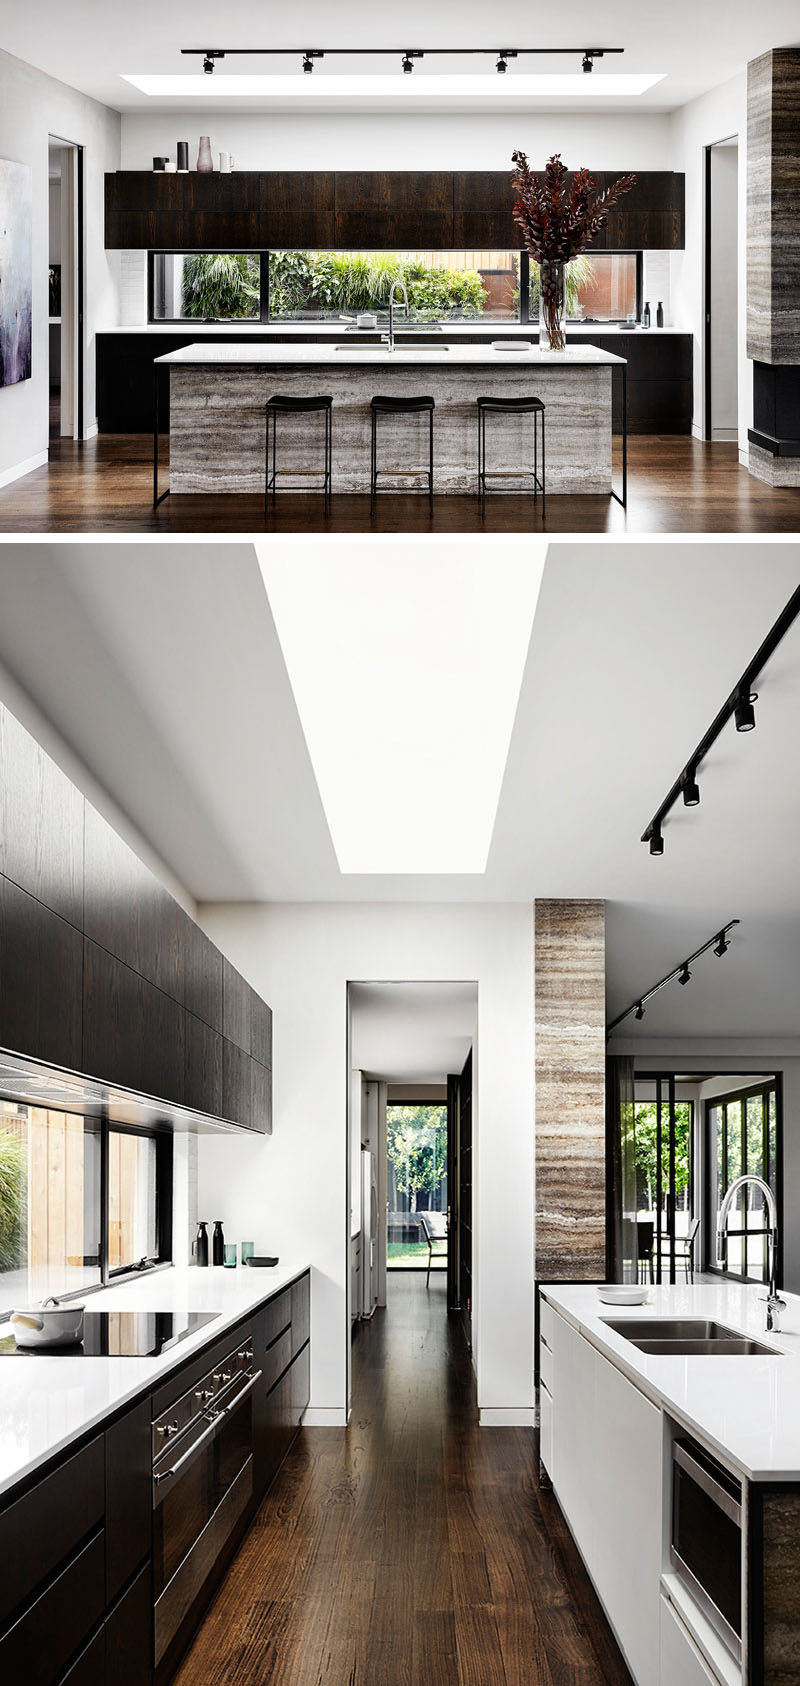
[[154, 1412, 221, 1485]]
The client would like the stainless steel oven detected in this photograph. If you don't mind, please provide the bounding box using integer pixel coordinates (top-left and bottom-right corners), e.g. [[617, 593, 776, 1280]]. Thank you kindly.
[[152, 1333, 261, 1666], [671, 1435, 743, 1663]]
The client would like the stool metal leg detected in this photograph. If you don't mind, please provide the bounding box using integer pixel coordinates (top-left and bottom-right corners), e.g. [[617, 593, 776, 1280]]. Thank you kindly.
[[541, 410, 546, 522], [533, 410, 538, 506], [370, 410, 376, 516], [429, 406, 434, 515], [264, 409, 269, 522]]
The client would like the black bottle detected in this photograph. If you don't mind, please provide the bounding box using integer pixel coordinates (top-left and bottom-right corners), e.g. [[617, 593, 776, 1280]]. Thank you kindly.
[[642, 300, 651, 329], [193, 1221, 209, 1267], [656, 300, 664, 328], [212, 1220, 225, 1266]]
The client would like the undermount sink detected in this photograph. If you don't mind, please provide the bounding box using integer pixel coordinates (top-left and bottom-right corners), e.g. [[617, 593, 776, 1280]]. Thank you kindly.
[[602, 1317, 780, 1358], [333, 344, 449, 353]]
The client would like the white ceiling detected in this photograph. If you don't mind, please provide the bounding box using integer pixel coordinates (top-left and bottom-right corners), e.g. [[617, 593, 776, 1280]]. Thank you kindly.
[[2, 1, 799, 114], [349, 981, 476, 1082], [1, 537, 800, 1035]]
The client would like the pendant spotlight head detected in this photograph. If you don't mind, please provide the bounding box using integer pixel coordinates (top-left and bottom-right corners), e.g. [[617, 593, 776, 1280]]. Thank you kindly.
[[303, 52, 314, 73], [582, 52, 595, 73], [682, 769, 700, 807], [203, 53, 215, 75], [714, 931, 730, 957], [402, 52, 415, 73], [679, 963, 692, 986], [648, 824, 664, 857], [734, 687, 757, 733], [634, 1002, 645, 1021], [496, 52, 508, 73]]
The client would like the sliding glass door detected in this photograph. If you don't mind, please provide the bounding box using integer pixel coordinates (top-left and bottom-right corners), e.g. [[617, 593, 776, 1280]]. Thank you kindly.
[[707, 1081, 779, 1282], [634, 1077, 694, 1285]]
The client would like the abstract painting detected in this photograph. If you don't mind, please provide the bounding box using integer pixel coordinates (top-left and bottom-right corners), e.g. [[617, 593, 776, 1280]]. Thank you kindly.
[[0, 159, 33, 388]]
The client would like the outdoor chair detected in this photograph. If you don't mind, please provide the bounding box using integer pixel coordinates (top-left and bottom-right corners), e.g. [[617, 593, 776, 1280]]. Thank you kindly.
[[418, 1211, 448, 1288]]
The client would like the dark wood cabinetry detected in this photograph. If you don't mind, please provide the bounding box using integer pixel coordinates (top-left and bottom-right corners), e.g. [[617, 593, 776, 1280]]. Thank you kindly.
[[565, 330, 693, 434], [105, 169, 685, 253], [0, 700, 272, 1136], [0, 876, 83, 1070], [253, 1271, 311, 1496], [105, 1401, 152, 1606], [0, 704, 84, 926]]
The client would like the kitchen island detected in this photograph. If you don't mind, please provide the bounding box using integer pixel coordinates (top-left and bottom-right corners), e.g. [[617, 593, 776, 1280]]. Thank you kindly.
[[540, 1282, 800, 1686], [153, 339, 626, 503]]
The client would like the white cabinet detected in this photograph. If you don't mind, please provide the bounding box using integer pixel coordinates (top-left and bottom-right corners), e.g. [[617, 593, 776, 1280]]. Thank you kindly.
[[660, 1596, 718, 1686], [547, 1303, 662, 1686]]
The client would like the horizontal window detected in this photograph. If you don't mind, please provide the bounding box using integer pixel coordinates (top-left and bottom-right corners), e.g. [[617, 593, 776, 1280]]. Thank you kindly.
[[558, 251, 640, 324], [151, 252, 260, 321], [0, 1102, 172, 1318], [268, 249, 521, 323]]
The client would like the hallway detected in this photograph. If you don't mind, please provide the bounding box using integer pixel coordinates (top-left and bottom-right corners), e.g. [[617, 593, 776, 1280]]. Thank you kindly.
[[174, 1274, 631, 1685]]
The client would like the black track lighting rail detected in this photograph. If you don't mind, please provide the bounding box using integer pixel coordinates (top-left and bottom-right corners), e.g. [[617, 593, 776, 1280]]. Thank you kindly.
[[183, 46, 624, 75], [606, 920, 740, 1037], [641, 584, 800, 857]]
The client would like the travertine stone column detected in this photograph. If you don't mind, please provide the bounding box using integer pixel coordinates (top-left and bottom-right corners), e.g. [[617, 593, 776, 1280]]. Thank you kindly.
[[534, 899, 606, 1283], [747, 49, 800, 367]]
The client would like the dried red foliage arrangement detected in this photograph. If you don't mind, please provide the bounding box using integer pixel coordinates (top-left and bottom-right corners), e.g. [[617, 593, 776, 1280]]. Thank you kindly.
[[511, 152, 637, 347]]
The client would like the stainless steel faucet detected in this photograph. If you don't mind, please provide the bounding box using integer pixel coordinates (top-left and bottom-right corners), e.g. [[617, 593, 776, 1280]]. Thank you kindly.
[[716, 1175, 786, 1332], [383, 278, 409, 351]]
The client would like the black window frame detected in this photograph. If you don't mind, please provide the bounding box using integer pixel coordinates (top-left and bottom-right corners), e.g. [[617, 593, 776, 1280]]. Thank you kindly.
[[0, 1109, 174, 1323], [704, 1077, 783, 1285]]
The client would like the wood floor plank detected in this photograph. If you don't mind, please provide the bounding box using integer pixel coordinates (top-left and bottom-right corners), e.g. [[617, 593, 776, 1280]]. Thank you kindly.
[[1, 434, 799, 533], [173, 1275, 631, 1686]]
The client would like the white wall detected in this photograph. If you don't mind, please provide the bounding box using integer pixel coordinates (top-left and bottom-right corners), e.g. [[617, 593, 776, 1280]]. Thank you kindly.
[[619, 1039, 800, 1293], [0, 47, 121, 483], [121, 110, 673, 174], [195, 902, 534, 1426], [668, 71, 752, 454]]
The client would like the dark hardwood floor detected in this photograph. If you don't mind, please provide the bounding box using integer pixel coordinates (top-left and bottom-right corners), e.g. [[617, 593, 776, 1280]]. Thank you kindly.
[[173, 1273, 631, 1685], [0, 434, 798, 533]]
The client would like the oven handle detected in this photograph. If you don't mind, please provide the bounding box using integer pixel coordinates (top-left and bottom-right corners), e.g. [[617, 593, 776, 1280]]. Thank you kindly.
[[674, 1441, 741, 1526], [153, 1410, 223, 1491], [222, 1368, 262, 1415]]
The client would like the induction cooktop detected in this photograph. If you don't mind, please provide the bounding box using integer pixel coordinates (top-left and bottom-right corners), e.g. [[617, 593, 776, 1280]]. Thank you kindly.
[[0, 1309, 219, 1357]]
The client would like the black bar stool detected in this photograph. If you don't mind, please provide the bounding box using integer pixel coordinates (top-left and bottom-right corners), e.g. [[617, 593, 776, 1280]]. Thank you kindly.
[[370, 395, 435, 515], [476, 395, 546, 519], [265, 394, 332, 517]]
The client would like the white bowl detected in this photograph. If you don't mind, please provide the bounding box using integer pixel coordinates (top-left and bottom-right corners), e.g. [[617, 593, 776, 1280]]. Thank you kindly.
[[10, 1303, 85, 1348], [597, 1286, 650, 1307]]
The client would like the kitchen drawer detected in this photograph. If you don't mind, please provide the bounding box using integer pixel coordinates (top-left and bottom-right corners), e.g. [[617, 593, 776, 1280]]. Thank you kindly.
[[539, 1333, 554, 1397], [59, 1627, 105, 1686], [263, 1285, 293, 1349], [0, 1529, 106, 1686], [263, 1324, 293, 1393], [291, 1272, 310, 1357], [104, 1563, 152, 1686], [539, 1296, 555, 1357], [660, 1595, 718, 1685], [105, 1399, 152, 1606], [290, 1341, 310, 1417], [0, 1434, 104, 1631], [539, 1380, 554, 1480]]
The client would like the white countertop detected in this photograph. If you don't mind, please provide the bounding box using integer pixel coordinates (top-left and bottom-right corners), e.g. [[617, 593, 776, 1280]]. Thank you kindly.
[[156, 340, 625, 367], [0, 1261, 308, 1500], [104, 321, 687, 338], [541, 1282, 800, 1481]]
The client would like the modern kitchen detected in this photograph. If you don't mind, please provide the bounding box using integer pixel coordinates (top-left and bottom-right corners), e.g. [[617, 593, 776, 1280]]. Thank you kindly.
[[0, 7, 799, 533], [0, 536, 798, 1685]]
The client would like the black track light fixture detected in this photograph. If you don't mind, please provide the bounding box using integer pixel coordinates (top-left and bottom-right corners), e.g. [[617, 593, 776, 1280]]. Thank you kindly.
[[582, 52, 595, 72], [734, 686, 757, 733], [203, 53, 216, 75], [648, 825, 664, 857], [496, 53, 508, 73], [640, 584, 800, 858], [607, 920, 740, 1036], [402, 51, 424, 74], [182, 45, 626, 75]]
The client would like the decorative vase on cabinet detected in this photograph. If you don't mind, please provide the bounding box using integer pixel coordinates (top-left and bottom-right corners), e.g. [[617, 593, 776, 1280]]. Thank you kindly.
[[197, 136, 213, 173]]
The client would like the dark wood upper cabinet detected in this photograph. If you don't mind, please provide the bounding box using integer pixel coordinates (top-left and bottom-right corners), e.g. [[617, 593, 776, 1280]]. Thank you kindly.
[[222, 1037, 253, 1130], [249, 986, 271, 1068], [251, 1060, 272, 1136], [184, 1010, 223, 1119], [0, 703, 84, 927], [334, 171, 454, 248], [105, 169, 684, 252], [453, 172, 518, 249], [0, 875, 83, 1071], [181, 909, 223, 1031], [222, 957, 251, 1053], [84, 804, 183, 1003], [82, 940, 184, 1106]]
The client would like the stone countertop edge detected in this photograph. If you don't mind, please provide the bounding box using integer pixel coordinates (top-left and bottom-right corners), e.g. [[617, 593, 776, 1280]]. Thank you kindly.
[[155, 342, 627, 366], [0, 1260, 310, 1502], [540, 1280, 800, 1483]]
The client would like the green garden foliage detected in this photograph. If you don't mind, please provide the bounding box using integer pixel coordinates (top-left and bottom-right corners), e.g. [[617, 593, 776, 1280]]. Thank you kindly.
[[268, 251, 486, 320], [182, 252, 260, 318], [0, 1129, 26, 1272]]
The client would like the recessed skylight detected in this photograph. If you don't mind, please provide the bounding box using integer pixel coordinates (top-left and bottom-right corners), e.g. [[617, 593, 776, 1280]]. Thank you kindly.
[[257, 540, 545, 876], [121, 72, 665, 100]]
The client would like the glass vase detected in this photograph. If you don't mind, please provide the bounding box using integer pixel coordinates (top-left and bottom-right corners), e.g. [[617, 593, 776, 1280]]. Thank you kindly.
[[539, 259, 566, 351]]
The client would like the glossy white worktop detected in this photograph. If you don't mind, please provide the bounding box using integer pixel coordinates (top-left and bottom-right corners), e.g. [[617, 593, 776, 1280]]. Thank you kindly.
[[541, 1281, 800, 1481], [156, 339, 625, 367], [0, 1261, 308, 1500], [105, 321, 687, 337]]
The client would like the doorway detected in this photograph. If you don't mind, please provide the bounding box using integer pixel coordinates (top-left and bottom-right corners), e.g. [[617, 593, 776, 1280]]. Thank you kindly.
[[48, 137, 84, 446], [704, 138, 739, 443]]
